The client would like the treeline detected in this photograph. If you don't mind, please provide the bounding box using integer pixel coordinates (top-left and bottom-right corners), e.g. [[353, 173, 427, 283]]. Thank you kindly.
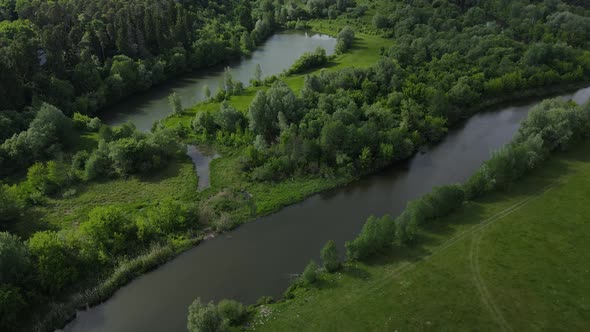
[[346, 98, 590, 261], [190, 0, 590, 184], [0, 0, 359, 119]]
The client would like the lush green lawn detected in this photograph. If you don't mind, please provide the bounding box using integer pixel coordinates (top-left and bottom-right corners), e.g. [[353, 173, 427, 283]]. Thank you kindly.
[[252, 140, 590, 331]]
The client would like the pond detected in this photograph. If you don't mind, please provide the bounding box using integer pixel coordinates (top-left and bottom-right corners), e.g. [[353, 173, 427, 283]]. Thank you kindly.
[[186, 145, 219, 191], [63, 86, 590, 332], [100, 31, 337, 132]]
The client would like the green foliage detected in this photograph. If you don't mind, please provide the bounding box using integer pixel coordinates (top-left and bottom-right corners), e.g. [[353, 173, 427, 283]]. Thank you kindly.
[[515, 98, 589, 151], [287, 47, 328, 75], [248, 81, 300, 143], [0, 0, 301, 117], [345, 215, 396, 261], [187, 298, 225, 332], [320, 240, 340, 272], [25, 161, 69, 197], [27, 231, 79, 295], [302, 260, 318, 284], [217, 299, 246, 326], [0, 103, 73, 175], [203, 85, 211, 100], [73, 112, 102, 131], [252, 140, 590, 331], [214, 101, 246, 133], [0, 184, 23, 225], [79, 206, 136, 262], [136, 200, 198, 242], [0, 284, 27, 331], [335, 26, 355, 54], [169, 92, 183, 115], [84, 126, 182, 180], [0, 232, 30, 285]]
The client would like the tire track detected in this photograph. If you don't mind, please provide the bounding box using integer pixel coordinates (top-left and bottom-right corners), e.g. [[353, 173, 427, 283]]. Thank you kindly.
[[470, 232, 513, 332], [364, 194, 536, 295], [351, 181, 562, 306], [468, 182, 561, 332]]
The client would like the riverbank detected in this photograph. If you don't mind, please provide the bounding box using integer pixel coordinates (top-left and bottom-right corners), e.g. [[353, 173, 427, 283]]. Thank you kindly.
[[45, 29, 590, 332], [61, 85, 590, 332], [252, 138, 590, 331]]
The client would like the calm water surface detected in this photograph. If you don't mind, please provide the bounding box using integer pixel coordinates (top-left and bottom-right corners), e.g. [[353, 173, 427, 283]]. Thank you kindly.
[[68, 69, 590, 332], [101, 32, 337, 132], [186, 145, 219, 191]]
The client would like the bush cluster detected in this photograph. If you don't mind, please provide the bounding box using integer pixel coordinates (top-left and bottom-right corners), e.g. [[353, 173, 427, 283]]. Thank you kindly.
[[346, 98, 590, 262]]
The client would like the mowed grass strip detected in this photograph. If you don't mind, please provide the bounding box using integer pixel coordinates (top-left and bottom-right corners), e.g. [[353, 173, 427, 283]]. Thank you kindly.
[[253, 140, 590, 331]]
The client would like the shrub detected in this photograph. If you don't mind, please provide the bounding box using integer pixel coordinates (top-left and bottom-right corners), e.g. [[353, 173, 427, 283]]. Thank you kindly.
[[406, 184, 465, 225], [26, 161, 69, 196], [0, 232, 31, 286], [302, 260, 318, 284], [73, 112, 102, 131], [192, 111, 217, 134], [320, 240, 340, 272], [78, 206, 136, 262], [214, 101, 245, 133], [169, 92, 183, 115], [217, 299, 246, 326], [0, 184, 23, 225], [136, 200, 198, 242], [28, 231, 80, 295], [345, 215, 396, 261], [85, 127, 181, 180], [515, 98, 589, 151], [187, 298, 225, 332], [0, 284, 27, 331], [0, 103, 73, 174], [287, 47, 328, 75], [336, 26, 355, 54]]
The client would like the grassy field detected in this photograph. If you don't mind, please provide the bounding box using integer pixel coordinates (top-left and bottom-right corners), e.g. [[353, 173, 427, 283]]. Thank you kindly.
[[252, 140, 590, 331], [14, 160, 199, 236]]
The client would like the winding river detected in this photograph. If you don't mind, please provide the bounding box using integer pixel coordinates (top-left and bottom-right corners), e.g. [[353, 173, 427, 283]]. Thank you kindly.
[[65, 85, 590, 332], [73, 30, 590, 332], [101, 31, 337, 132]]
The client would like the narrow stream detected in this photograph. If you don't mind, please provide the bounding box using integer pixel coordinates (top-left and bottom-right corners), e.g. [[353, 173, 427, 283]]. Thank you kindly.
[[64, 86, 590, 332]]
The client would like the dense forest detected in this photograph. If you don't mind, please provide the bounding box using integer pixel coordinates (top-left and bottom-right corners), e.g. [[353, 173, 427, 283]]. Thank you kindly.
[[0, 0, 355, 117], [1, 0, 590, 331]]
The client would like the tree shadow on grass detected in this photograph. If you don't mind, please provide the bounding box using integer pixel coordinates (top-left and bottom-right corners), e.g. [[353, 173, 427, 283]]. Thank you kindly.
[[313, 277, 339, 291], [349, 37, 369, 52], [341, 265, 371, 280], [137, 160, 186, 184]]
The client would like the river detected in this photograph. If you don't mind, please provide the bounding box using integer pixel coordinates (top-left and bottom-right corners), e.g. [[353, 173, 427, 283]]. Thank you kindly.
[[64, 85, 590, 332], [100, 31, 337, 132]]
